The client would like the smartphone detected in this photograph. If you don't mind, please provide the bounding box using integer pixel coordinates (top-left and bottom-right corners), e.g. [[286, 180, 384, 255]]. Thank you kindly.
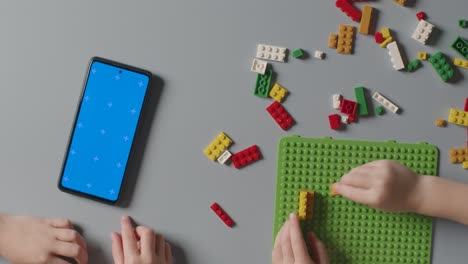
[[58, 57, 152, 203]]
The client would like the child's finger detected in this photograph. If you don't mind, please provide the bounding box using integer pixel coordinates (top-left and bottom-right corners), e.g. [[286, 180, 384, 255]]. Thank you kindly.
[[340, 171, 374, 189], [165, 243, 173, 264], [280, 221, 294, 263], [333, 183, 374, 205], [307, 232, 328, 264], [120, 216, 138, 256], [136, 226, 156, 260], [111, 232, 124, 264], [272, 221, 285, 263], [288, 213, 310, 260]]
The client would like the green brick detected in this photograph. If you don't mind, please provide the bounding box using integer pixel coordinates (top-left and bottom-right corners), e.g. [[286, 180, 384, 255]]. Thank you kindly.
[[451, 36, 468, 59], [273, 136, 438, 264], [292, 49, 304, 58], [375, 105, 385, 115], [459, 19, 468, 29], [353, 86, 369, 116], [429, 52, 454, 82], [254, 69, 272, 98], [407, 59, 421, 72]]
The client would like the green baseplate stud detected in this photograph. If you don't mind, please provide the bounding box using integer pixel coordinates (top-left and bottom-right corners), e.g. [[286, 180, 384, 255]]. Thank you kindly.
[[375, 105, 385, 115], [273, 136, 438, 264]]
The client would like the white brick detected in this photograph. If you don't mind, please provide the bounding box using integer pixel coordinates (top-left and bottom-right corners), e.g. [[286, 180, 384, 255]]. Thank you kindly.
[[251, 58, 268, 74], [217, 150, 232, 165], [256, 44, 287, 62], [314, 50, 325, 60], [332, 94, 342, 109], [372, 92, 399, 113], [411, 19, 434, 45], [387, 41, 405, 71]]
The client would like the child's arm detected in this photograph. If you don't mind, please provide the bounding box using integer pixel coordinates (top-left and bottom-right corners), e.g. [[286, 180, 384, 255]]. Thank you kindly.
[[0, 214, 88, 264], [333, 160, 468, 225]]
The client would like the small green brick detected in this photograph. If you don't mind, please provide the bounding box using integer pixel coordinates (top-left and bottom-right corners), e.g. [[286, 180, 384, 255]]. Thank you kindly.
[[273, 136, 438, 264], [407, 59, 421, 72], [353, 86, 369, 116], [292, 49, 304, 58], [254, 69, 272, 98], [429, 52, 454, 82], [375, 106, 385, 115], [451, 36, 468, 59], [459, 19, 468, 29]]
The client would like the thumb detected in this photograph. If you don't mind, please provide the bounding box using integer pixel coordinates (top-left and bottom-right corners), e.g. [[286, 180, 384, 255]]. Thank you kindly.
[[111, 232, 124, 264], [307, 232, 329, 264]]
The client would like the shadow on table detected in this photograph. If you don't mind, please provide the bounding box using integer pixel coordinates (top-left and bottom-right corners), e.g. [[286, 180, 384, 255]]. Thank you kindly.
[[118, 74, 165, 208]]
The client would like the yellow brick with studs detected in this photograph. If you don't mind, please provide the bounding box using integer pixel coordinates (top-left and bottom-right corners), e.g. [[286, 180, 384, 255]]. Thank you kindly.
[[269, 83, 289, 103], [203, 132, 233, 161]]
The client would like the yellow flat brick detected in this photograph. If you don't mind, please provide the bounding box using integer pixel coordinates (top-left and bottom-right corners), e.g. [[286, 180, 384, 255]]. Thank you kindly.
[[393, 0, 406, 6], [380, 27, 391, 39], [379, 36, 393, 48], [450, 147, 468, 163], [203, 132, 233, 161], [298, 190, 314, 220], [269, 83, 289, 103], [337, 24, 355, 54], [329, 33, 338, 49], [435, 119, 446, 127], [359, 6, 373, 35], [418, 52, 427, 60], [448, 108, 468, 127], [463, 161, 468, 169], [454, 58, 468, 69], [330, 184, 339, 196]]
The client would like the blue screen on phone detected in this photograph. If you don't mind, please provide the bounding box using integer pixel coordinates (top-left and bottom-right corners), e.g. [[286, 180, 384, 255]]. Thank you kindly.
[[60, 61, 150, 202]]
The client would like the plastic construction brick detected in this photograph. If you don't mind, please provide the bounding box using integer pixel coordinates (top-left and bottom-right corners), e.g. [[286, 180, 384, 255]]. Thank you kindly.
[[429, 52, 454, 82], [407, 59, 421, 72], [379, 36, 393, 48], [231, 145, 261, 169], [269, 83, 289, 103], [256, 44, 287, 62], [314, 50, 325, 60], [387, 41, 405, 71], [372, 92, 399, 113], [449, 147, 468, 163], [254, 69, 273, 98], [329, 34, 338, 49], [341, 115, 349, 124], [292, 49, 304, 58], [210, 202, 234, 227], [328, 114, 341, 130], [330, 184, 339, 196], [298, 191, 314, 220], [393, 0, 407, 6], [448, 108, 468, 127], [380, 27, 391, 39], [273, 136, 438, 264], [203, 132, 233, 161], [266, 101, 295, 130], [418, 52, 428, 60], [251, 58, 268, 75], [337, 24, 356, 54], [375, 105, 385, 115], [354, 87, 369, 116], [217, 150, 232, 165], [434, 119, 446, 127], [454, 58, 468, 69], [358, 5, 373, 35], [416, 11, 427, 21], [374, 32, 384, 44], [460, 20, 468, 29], [465, 97, 468, 112], [335, 0, 362, 22], [463, 161, 468, 169], [451, 36, 468, 59], [340, 99, 358, 122], [412, 20, 434, 45], [332, 94, 343, 109]]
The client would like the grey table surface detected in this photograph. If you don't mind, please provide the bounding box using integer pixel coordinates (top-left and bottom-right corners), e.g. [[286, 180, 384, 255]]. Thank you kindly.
[[1, 0, 468, 263]]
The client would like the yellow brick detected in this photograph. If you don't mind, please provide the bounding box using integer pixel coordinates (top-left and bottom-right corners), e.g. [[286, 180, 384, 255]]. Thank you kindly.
[[380, 27, 391, 39], [435, 119, 446, 127], [269, 83, 289, 103], [393, 0, 406, 6], [298, 190, 314, 220], [448, 108, 468, 127], [454, 58, 468, 69], [203, 132, 232, 161], [329, 33, 337, 49], [418, 52, 427, 60], [463, 162, 468, 169], [379, 36, 393, 48], [359, 6, 373, 35], [449, 147, 468, 164], [337, 25, 355, 54], [330, 184, 339, 196]]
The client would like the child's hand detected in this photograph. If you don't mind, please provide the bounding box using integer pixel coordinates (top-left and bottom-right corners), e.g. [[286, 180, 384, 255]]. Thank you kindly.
[[111, 216, 172, 264], [0, 215, 88, 264], [272, 213, 328, 264], [333, 160, 422, 212]]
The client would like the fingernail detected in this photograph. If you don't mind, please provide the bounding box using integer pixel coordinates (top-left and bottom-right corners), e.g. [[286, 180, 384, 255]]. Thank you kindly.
[[289, 212, 296, 220]]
